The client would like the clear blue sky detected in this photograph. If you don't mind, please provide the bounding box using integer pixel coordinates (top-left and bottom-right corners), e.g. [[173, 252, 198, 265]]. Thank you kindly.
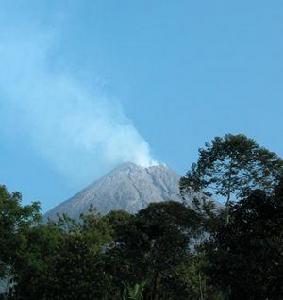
[[0, 0, 282, 212]]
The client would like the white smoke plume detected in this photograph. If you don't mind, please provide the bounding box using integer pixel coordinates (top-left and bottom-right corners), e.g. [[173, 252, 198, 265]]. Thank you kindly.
[[0, 28, 157, 184]]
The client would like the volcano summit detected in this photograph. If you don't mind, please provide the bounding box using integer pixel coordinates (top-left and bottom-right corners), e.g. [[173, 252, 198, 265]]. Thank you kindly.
[[45, 162, 184, 220]]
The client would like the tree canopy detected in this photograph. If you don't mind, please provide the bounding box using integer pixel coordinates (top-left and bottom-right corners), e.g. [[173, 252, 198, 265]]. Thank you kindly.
[[180, 134, 283, 205], [205, 180, 283, 299]]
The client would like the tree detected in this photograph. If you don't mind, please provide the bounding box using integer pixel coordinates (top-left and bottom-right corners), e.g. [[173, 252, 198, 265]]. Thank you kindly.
[[106, 201, 203, 300], [10, 223, 62, 300], [9, 209, 113, 300], [180, 134, 283, 221], [205, 180, 283, 299], [0, 185, 41, 296]]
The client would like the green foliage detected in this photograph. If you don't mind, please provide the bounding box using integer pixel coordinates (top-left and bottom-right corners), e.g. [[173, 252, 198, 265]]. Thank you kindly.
[[180, 134, 283, 206], [205, 180, 283, 299], [0, 185, 41, 295], [1, 135, 283, 299], [1, 205, 112, 300], [123, 281, 146, 300], [10, 223, 61, 299], [105, 201, 203, 299]]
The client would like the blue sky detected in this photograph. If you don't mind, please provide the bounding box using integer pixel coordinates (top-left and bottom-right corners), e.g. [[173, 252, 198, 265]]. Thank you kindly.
[[0, 1, 282, 212]]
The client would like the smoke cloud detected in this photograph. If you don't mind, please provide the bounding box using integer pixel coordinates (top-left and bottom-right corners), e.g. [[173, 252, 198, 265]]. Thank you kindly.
[[0, 27, 157, 184]]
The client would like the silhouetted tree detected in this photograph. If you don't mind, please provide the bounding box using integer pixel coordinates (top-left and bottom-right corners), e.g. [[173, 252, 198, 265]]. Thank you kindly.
[[180, 134, 283, 222], [205, 180, 283, 299], [106, 201, 203, 299]]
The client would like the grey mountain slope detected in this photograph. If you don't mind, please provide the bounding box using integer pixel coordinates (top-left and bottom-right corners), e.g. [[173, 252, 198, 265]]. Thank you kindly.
[[45, 162, 221, 221], [45, 162, 183, 220]]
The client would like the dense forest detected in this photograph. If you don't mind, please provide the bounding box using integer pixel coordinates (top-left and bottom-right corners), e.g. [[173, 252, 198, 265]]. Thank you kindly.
[[1, 134, 283, 299]]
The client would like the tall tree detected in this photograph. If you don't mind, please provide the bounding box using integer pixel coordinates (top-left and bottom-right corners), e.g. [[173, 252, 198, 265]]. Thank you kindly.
[[180, 134, 283, 221]]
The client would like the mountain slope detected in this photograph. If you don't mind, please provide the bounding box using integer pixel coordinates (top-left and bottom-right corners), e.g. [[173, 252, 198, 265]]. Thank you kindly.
[[45, 162, 183, 220]]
